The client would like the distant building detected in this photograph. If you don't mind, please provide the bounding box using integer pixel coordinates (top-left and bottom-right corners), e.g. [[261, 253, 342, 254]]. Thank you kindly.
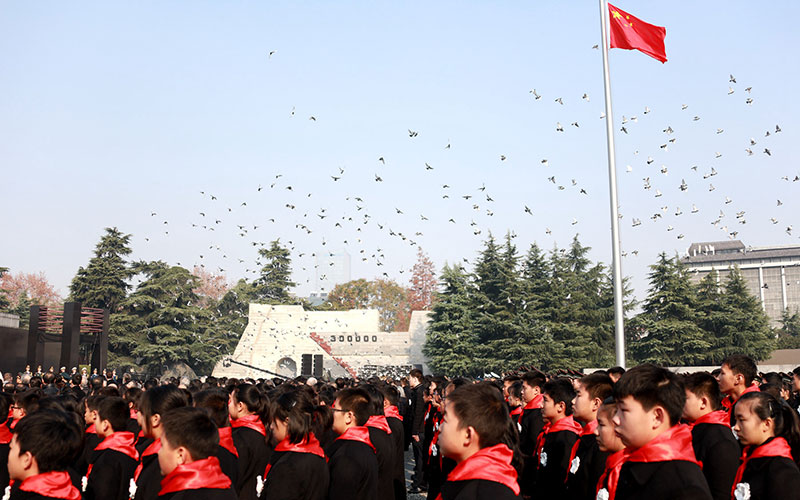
[[306, 291, 328, 307], [683, 240, 800, 326], [315, 251, 351, 293]]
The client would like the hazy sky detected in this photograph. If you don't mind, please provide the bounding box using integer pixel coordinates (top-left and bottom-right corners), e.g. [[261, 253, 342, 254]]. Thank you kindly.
[[2, 1, 799, 303]]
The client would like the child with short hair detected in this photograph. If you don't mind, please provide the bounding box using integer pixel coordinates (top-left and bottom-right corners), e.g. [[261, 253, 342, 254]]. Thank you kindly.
[[566, 372, 613, 500], [731, 391, 800, 499], [683, 372, 739, 500], [593, 399, 625, 500], [437, 383, 520, 500], [718, 354, 760, 415], [535, 378, 582, 498], [612, 364, 711, 500], [83, 396, 139, 500], [157, 406, 237, 500], [518, 371, 546, 496], [8, 409, 83, 500]]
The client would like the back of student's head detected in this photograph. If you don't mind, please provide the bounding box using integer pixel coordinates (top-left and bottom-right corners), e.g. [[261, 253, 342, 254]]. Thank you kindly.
[[123, 387, 142, 410], [359, 384, 385, 416], [97, 396, 130, 433], [194, 389, 230, 428], [161, 407, 219, 461], [759, 383, 782, 400], [334, 387, 371, 426], [232, 383, 270, 423], [507, 381, 523, 401], [0, 392, 11, 423], [607, 366, 625, 379], [271, 388, 318, 444], [521, 370, 546, 389], [15, 389, 41, 415], [543, 378, 577, 415], [139, 384, 189, 435], [738, 391, 800, 464], [380, 384, 400, 407], [614, 364, 685, 427], [446, 383, 510, 448], [722, 354, 758, 386], [409, 369, 423, 381], [13, 409, 83, 473], [684, 372, 722, 410], [580, 373, 614, 401]]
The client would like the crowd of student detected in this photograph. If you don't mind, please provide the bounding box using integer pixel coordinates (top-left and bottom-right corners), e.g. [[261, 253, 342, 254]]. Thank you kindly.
[[1, 355, 800, 500]]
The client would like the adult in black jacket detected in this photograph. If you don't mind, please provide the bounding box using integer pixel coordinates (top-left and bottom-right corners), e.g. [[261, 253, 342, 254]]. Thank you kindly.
[[407, 369, 428, 493], [325, 388, 378, 500], [228, 384, 271, 500]]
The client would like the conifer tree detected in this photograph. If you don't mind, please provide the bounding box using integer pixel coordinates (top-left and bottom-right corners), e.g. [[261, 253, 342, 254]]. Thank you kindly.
[[69, 227, 133, 312], [252, 240, 297, 304], [714, 266, 774, 361]]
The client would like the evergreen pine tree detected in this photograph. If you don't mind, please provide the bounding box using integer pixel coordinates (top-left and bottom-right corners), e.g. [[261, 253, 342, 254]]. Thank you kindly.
[[252, 240, 297, 304], [776, 308, 800, 349], [69, 227, 133, 312], [713, 266, 774, 361]]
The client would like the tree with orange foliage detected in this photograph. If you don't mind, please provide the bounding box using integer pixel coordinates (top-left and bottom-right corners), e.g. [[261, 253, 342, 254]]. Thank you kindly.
[[408, 247, 437, 311], [191, 266, 229, 307], [0, 270, 62, 308]]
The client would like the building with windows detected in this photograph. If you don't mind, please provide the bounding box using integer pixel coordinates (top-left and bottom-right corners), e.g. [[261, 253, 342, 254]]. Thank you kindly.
[[683, 240, 800, 326]]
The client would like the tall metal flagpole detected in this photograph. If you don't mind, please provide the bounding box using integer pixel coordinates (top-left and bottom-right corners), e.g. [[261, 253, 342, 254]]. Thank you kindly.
[[599, 0, 626, 368]]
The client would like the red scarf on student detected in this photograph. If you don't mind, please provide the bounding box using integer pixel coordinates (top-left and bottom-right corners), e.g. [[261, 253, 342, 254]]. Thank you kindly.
[[435, 444, 519, 500], [134, 438, 161, 481], [129, 408, 138, 420], [385, 405, 403, 421], [18, 471, 81, 500], [690, 410, 730, 429], [596, 449, 626, 500], [721, 384, 760, 411], [86, 431, 139, 478], [535, 415, 582, 464], [335, 425, 376, 452], [519, 394, 543, 423], [731, 437, 793, 498], [230, 414, 267, 436], [0, 420, 12, 444], [510, 406, 523, 418], [567, 419, 599, 477], [624, 424, 700, 466], [217, 426, 238, 457], [264, 434, 327, 478], [85, 423, 96, 434], [366, 415, 392, 434], [159, 456, 231, 495]]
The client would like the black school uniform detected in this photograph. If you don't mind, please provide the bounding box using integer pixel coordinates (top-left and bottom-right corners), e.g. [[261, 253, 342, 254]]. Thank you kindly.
[[324, 426, 378, 500], [230, 415, 271, 500], [614, 425, 712, 500], [517, 396, 544, 495], [9, 471, 81, 500], [689, 410, 739, 500], [216, 426, 240, 486], [439, 444, 520, 500], [259, 434, 329, 500], [127, 409, 142, 437], [386, 406, 407, 500], [565, 421, 609, 500], [366, 415, 396, 500], [426, 410, 446, 500], [0, 420, 12, 489], [133, 438, 162, 500], [158, 456, 238, 500], [534, 416, 581, 498], [83, 431, 139, 500], [77, 423, 102, 476], [731, 436, 800, 500]]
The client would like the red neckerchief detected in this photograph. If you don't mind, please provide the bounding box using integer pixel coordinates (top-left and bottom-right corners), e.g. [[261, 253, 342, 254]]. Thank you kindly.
[[366, 415, 392, 434], [159, 456, 232, 495], [0, 420, 12, 444], [510, 406, 523, 418], [264, 433, 327, 477], [690, 410, 730, 429], [230, 414, 266, 437], [732, 437, 793, 498], [424, 402, 432, 422], [624, 424, 700, 466], [722, 384, 760, 411], [85, 423, 96, 434], [596, 449, 626, 500], [335, 425, 376, 452], [218, 426, 238, 457], [385, 405, 403, 421], [520, 394, 543, 424], [18, 471, 81, 500], [436, 444, 520, 499], [567, 419, 599, 476], [428, 412, 445, 460], [9, 418, 17, 430], [535, 415, 582, 464], [129, 408, 138, 419], [87, 431, 138, 478], [134, 438, 161, 481]]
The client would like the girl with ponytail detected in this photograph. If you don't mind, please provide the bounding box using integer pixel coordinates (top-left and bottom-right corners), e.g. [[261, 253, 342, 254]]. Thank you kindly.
[[228, 383, 271, 500], [731, 391, 800, 499]]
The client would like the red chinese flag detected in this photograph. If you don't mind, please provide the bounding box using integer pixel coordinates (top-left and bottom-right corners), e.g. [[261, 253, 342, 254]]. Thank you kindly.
[[608, 3, 667, 63]]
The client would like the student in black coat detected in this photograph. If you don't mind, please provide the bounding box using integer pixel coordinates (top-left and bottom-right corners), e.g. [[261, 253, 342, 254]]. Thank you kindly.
[[324, 388, 378, 500], [683, 372, 740, 500], [0, 392, 13, 489], [78, 395, 103, 477], [612, 365, 712, 500], [7, 410, 83, 500], [156, 407, 238, 500], [195, 389, 240, 486], [565, 373, 613, 500], [731, 391, 800, 499], [259, 388, 329, 500], [381, 385, 407, 500], [407, 369, 428, 493], [362, 384, 397, 500], [132, 385, 189, 500], [535, 379, 582, 499], [517, 371, 545, 496], [437, 383, 520, 500], [83, 397, 139, 500], [228, 383, 271, 500]]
